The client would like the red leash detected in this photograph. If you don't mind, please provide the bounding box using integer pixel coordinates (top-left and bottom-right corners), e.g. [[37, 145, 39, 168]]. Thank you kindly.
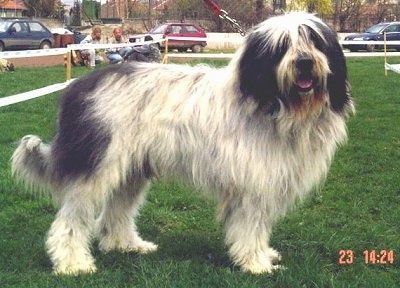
[[202, 0, 246, 36]]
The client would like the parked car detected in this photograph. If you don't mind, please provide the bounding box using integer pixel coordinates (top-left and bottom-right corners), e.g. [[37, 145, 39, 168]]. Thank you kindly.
[[343, 22, 400, 52], [0, 19, 54, 52], [129, 23, 207, 53]]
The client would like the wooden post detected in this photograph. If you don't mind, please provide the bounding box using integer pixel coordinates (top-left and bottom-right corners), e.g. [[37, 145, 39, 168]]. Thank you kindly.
[[384, 32, 387, 76], [66, 51, 72, 81], [162, 38, 169, 64]]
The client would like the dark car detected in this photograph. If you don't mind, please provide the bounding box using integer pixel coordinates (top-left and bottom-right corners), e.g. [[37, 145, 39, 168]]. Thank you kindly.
[[343, 22, 400, 52], [130, 23, 207, 53], [0, 19, 54, 52]]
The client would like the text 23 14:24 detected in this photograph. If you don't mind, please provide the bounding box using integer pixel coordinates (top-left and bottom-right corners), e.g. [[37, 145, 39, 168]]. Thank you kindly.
[[339, 250, 395, 265]]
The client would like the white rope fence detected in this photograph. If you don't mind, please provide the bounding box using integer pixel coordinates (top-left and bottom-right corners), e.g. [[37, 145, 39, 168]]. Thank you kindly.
[[0, 80, 75, 107], [0, 48, 69, 59], [0, 39, 165, 108], [1, 36, 400, 108], [0, 39, 165, 59]]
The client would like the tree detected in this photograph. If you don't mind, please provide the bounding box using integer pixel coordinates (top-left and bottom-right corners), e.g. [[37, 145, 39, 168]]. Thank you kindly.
[[272, 0, 286, 12], [54, 0, 66, 20], [255, 0, 265, 20], [126, 0, 143, 19], [173, 0, 210, 21], [24, 0, 57, 17], [287, 0, 333, 15], [332, 0, 362, 31], [374, 0, 392, 22], [254, 0, 273, 22]]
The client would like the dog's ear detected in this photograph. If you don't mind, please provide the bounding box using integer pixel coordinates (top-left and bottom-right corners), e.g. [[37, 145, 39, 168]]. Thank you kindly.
[[324, 37, 351, 114], [309, 21, 352, 114], [238, 32, 287, 113]]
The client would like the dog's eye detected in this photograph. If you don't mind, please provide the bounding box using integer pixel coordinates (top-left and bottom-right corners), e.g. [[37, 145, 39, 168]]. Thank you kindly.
[[275, 36, 290, 61], [308, 30, 326, 53]]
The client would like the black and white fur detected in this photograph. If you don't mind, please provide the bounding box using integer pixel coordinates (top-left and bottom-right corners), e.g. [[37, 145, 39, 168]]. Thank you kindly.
[[12, 12, 353, 274]]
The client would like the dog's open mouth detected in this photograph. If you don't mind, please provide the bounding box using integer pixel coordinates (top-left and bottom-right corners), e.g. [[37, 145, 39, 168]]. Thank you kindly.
[[294, 56, 315, 93], [295, 78, 314, 92]]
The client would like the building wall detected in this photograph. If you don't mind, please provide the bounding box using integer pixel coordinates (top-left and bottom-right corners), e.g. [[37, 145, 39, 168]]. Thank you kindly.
[[0, 9, 25, 18]]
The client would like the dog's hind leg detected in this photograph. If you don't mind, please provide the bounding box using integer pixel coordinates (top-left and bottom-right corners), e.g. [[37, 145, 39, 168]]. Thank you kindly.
[[46, 183, 99, 275], [95, 178, 158, 254]]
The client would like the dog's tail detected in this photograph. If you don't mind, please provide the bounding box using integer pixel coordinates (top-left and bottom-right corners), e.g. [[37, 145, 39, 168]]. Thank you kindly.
[[11, 135, 54, 193]]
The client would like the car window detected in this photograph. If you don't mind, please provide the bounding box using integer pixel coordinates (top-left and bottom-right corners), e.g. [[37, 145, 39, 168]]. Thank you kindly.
[[185, 25, 200, 33], [29, 22, 47, 33], [393, 24, 400, 32], [150, 24, 167, 34], [365, 23, 387, 33], [11, 22, 28, 32], [384, 25, 397, 33], [170, 25, 182, 34], [179, 26, 188, 33], [0, 21, 11, 32]]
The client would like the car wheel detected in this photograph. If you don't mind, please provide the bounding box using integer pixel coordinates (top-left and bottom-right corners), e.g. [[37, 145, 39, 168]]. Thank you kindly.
[[0, 41, 4, 52], [366, 43, 375, 52], [40, 41, 52, 49], [191, 44, 202, 53]]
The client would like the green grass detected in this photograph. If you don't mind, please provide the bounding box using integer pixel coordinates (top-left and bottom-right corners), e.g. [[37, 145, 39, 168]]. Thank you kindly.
[[1, 58, 400, 287]]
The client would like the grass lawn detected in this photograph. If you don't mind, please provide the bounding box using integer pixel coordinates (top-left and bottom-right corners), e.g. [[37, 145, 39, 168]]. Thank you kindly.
[[0, 57, 399, 287]]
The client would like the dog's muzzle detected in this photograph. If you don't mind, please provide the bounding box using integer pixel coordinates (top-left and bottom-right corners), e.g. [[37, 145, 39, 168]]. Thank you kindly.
[[295, 56, 314, 92]]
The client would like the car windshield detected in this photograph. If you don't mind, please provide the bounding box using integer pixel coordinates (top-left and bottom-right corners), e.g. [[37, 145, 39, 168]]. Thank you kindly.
[[0, 21, 12, 32], [150, 24, 167, 34], [365, 23, 388, 33]]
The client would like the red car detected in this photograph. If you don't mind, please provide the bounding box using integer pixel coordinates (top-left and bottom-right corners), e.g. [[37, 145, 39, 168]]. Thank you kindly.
[[130, 23, 207, 53]]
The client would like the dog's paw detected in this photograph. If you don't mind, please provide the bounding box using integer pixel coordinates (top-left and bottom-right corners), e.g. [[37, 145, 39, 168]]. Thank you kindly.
[[135, 239, 158, 254], [121, 239, 158, 254], [241, 260, 284, 274], [239, 248, 284, 274], [266, 247, 282, 264], [53, 259, 97, 275], [99, 235, 158, 255]]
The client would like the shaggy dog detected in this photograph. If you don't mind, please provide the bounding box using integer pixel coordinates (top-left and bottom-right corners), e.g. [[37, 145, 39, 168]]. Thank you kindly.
[[12, 12, 353, 275]]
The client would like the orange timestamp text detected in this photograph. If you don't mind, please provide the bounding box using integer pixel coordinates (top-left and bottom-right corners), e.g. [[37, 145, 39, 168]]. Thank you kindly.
[[339, 249, 395, 265]]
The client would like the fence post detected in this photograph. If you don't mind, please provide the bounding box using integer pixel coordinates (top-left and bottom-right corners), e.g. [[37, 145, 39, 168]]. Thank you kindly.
[[66, 50, 72, 81], [162, 38, 169, 64], [384, 32, 387, 76]]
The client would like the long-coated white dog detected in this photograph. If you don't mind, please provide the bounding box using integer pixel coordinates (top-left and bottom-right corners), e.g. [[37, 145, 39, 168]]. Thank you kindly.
[[12, 12, 353, 274]]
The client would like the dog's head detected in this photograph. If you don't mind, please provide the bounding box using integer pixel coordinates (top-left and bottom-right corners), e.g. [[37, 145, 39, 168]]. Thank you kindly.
[[7, 62, 15, 72], [236, 12, 351, 117]]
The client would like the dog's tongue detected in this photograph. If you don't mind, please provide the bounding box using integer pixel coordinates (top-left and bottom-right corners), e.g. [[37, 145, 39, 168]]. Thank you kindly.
[[296, 79, 313, 89]]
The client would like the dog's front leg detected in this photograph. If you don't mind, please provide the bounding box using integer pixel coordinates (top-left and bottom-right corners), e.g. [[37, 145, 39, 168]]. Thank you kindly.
[[219, 193, 283, 274]]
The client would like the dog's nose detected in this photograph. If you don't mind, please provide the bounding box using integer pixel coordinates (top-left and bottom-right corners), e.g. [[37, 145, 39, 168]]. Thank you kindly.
[[296, 56, 314, 71]]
